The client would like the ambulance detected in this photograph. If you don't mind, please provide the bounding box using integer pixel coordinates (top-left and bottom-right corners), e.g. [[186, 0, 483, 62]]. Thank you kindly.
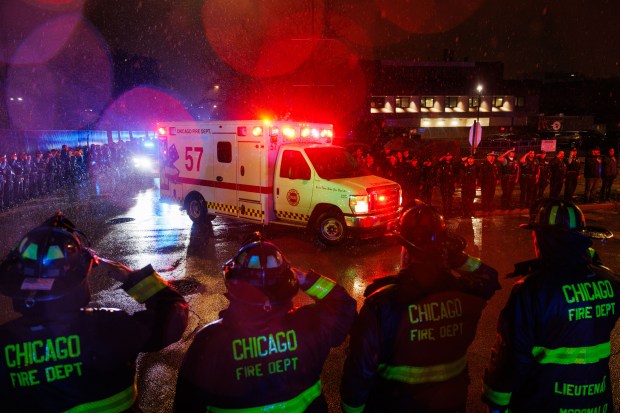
[[157, 120, 402, 245]]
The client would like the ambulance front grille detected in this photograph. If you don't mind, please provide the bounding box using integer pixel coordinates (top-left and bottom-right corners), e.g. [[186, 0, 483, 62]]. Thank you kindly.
[[368, 185, 401, 213]]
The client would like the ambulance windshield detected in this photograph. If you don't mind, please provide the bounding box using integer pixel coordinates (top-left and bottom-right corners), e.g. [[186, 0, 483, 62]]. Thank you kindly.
[[304, 146, 368, 179]]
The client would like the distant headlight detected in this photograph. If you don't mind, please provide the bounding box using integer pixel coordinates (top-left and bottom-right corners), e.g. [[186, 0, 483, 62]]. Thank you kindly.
[[132, 156, 152, 169]]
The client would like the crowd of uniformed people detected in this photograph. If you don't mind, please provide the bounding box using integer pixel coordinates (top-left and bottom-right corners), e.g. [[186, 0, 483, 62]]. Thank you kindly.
[[0, 137, 618, 413], [0, 140, 144, 210], [352, 144, 618, 218]]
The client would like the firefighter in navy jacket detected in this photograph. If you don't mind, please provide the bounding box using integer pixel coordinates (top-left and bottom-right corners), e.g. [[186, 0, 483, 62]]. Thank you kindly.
[[174, 233, 356, 413], [0, 212, 189, 413], [483, 198, 617, 413], [340, 204, 500, 413]]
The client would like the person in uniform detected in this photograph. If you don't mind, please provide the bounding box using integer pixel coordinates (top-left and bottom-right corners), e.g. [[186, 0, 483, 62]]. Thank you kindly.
[[548, 150, 566, 198], [0, 212, 189, 412], [0, 154, 15, 208], [174, 233, 356, 412], [498, 148, 520, 210], [479, 152, 500, 213], [536, 151, 550, 199], [437, 152, 457, 217], [599, 147, 617, 202], [583, 146, 602, 203], [483, 198, 617, 413], [340, 204, 500, 413], [420, 157, 436, 205], [460, 155, 478, 218], [518, 150, 539, 209], [563, 147, 580, 201]]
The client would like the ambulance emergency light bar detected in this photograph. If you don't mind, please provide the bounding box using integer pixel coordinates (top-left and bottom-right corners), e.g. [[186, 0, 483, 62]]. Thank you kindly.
[[156, 123, 333, 143]]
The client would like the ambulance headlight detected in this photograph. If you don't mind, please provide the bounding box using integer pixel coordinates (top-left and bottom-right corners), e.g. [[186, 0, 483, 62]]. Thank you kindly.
[[349, 195, 369, 214], [132, 156, 153, 170]]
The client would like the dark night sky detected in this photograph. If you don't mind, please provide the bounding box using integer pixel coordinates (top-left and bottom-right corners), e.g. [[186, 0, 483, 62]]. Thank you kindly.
[[1, 0, 619, 131]]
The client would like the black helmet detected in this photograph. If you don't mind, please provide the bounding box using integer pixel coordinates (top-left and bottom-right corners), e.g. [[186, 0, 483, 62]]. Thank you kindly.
[[521, 198, 613, 239], [394, 205, 448, 257], [0, 212, 95, 307], [223, 233, 299, 308]]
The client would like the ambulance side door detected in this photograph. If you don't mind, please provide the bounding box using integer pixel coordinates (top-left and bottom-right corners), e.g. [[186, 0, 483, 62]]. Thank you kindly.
[[237, 140, 264, 222], [274, 149, 313, 224], [211, 133, 238, 217]]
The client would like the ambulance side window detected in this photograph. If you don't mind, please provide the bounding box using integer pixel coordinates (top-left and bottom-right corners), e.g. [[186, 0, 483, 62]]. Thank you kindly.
[[217, 142, 232, 163], [280, 150, 311, 180]]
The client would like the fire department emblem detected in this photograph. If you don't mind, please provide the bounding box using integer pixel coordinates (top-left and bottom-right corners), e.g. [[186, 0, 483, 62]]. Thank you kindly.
[[286, 189, 300, 206]]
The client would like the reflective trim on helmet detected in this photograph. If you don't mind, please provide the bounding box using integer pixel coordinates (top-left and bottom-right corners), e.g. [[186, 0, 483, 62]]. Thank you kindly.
[[126, 272, 168, 304], [483, 383, 512, 407], [532, 342, 610, 365], [567, 206, 577, 229], [205, 380, 321, 413], [342, 402, 366, 413], [458, 256, 481, 272], [377, 355, 466, 384], [548, 205, 559, 226], [66, 385, 136, 413], [305, 277, 336, 300], [589, 247, 596, 259], [22, 243, 38, 260]]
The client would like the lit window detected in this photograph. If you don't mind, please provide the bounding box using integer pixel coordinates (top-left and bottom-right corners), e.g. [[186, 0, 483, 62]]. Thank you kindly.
[[493, 96, 504, 107], [370, 97, 385, 109], [421, 97, 435, 109], [395, 97, 410, 109], [445, 96, 458, 108], [468, 96, 480, 108]]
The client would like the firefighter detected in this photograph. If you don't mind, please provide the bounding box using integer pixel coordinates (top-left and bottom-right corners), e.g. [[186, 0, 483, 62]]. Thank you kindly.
[[0, 212, 189, 412], [340, 205, 500, 413], [174, 233, 356, 412], [483, 198, 617, 413]]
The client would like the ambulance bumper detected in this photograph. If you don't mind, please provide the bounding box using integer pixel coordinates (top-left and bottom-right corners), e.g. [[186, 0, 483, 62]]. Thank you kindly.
[[344, 209, 401, 239]]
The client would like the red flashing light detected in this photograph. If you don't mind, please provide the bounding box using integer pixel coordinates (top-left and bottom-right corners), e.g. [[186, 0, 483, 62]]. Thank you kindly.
[[237, 126, 247, 136]]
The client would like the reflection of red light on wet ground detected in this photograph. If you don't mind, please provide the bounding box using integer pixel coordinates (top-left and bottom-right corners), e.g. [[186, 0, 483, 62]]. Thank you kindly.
[[201, 0, 324, 78], [374, 0, 485, 34]]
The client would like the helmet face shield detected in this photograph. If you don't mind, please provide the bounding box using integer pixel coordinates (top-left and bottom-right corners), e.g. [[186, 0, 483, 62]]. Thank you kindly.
[[223, 237, 298, 307]]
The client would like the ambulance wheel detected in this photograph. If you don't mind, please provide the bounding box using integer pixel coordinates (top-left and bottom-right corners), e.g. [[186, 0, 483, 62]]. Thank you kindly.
[[316, 211, 347, 246], [187, 195, 215, 223]]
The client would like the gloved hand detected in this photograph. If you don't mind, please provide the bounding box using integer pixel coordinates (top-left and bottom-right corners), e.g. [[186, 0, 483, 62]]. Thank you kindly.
[[96, 256, 133, 283]]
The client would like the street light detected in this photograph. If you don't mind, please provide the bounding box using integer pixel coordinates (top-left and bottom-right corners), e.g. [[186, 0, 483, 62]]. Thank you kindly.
[[476, 84, 483, 121]]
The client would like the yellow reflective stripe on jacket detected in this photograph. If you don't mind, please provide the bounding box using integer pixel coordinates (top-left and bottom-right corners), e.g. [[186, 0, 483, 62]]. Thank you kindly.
[[65, 385, 136, 413], [377, 355, 467, 384], [126, 272, 168, 303], [483, 383, 512, 407], [342, 402, 366, 413], [305, 277, 336, 300], [532, 342, 610, 365], [458, 256, 481, 272], [206, 380, 321, 413]]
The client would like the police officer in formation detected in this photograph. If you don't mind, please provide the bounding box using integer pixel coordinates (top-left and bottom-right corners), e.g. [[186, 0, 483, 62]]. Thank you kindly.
[[600, 147, 617, 202], [341, 204, 500, 412], [564, 147, 581, 201], [498, 148, 520, 210], [174, 233, 356, 412], [518, 150, 539, 209], [548, 150, 566, 198], [0, 212, 189, 412], [583, 146, 602, 203], [479, 151, 500, 213], [483, 198, 617, 413], [437, 152, 457, 217], [460, 155, 478, 218], [536, 151, 550, 199]]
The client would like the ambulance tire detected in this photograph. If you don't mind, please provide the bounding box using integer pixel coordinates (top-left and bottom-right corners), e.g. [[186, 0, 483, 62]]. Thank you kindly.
[[187, 195, 215, 223], [315, 211, 347, 246]]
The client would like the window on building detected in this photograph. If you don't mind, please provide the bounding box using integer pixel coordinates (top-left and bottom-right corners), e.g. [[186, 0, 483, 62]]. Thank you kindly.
[[516, 96, 526, 108], [493, 96, 504, 107], [217, 141, 232, 163], [445, 96, 458, 108], [395, 96, 410, 109], [370, 97, 385, 109], [468, 96, 480, 108], [421, 96, 435, 109]]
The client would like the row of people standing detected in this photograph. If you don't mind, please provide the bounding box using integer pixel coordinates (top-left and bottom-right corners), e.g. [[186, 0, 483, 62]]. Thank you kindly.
[[355, 144, 618, 218]]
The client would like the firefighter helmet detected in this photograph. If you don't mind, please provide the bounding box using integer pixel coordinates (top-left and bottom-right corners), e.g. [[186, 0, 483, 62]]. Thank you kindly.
[[520, 198, 612, 239], [0, 212, 95, 307], [394, 204, 448, 256], [223, 233, 299, 307]]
